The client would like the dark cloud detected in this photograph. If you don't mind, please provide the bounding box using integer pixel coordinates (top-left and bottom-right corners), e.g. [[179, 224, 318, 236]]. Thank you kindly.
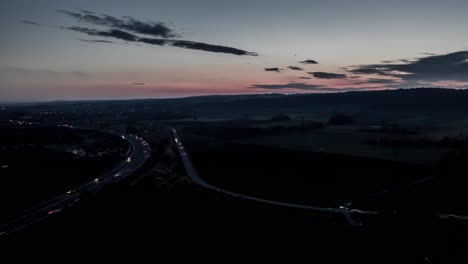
[[21, 20, 43, 26], [26, 10, 259, 56], [78, 9, 95, 15], [137, 37, 168, 46], [299, 77, 311, 79], [169, 40, 258, 56], [287, 66, 304, 71], [347, 68, 392, 76], [67, 27, 139, 41], [132, 82, 145, 85], [299, 59, 319, 64], [365, 78, 401, 84], [381, 58, 414, 64], [265, 68, 282, 72], [59, 10, 178, 38], [20, 20, 56, 28], [65, 27, 257, 56], [79, 39, 115, 43], [348, 51, 468, 82], [309, 72, 347, 79], [399, 59, 413, 63]]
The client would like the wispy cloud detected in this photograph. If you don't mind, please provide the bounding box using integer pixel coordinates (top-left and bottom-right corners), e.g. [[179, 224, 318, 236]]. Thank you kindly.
[[309, 72, 346, 79], [265, 67, 282, 72], [421, 52, 437, 56], [169, 40, 258, 56], [23, 10, 258, 56], [365, 78, 401, 84], [346, 51, 468, 87], [67, 27, 138, 41], [21, 20, 44, 26], [347, 68, 392, 76], [299, 59, 319, 64], [79, 39, 115, 43], [59, 9, 178, 38], [21, 20, 57, 28], [287, 66, 304, 71], [63, 26, 258, 56]]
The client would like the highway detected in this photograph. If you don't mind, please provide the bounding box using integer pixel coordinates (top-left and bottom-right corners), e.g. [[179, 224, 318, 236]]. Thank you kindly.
[[0, 127, 151, 236], [168, 127, 377, 226]]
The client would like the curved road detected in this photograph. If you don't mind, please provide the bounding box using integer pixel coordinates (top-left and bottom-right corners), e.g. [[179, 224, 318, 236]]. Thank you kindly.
[[168, 127, 377, 226], [0, 127, 151, 236], [169, 127, 468, 226]]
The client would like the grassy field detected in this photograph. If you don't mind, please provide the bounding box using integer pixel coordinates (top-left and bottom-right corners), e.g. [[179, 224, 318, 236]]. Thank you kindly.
[[184, 135, 430, 207], [238, 125, 452, 165]]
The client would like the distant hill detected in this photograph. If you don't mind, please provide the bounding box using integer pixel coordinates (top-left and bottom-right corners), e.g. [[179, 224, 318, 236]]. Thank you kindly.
[[186, 88, 468, 110], [7, 88, 468, 113]]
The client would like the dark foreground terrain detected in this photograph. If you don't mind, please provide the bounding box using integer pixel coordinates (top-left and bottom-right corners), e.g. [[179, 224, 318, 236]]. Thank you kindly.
[[0, 125, 128, 219], [0, 129, 466, 262], [1, 168, 466, 262], [2, 89, 468, 262], [185, 134, 431, 207]]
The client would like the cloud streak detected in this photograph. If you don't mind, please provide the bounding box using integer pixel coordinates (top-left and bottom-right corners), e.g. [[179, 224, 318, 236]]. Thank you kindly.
[[309, 72, 347, 79], [265, 67, 282, 72], [287, 66, 304, 71], [347, 51, 468, 84], [365, 78, 401, 84], [299, 59, 319, 64], [21, 20, 44, 26], [63, 26, 258, 56], [169, 40, 258, 56], [59, 10, 178, 38], [67, 27, 138, 41], [347, 68, 392, 76], [23, 10, 258, 56], [21, 20, 58, 29], [79, 39, 115, 43]]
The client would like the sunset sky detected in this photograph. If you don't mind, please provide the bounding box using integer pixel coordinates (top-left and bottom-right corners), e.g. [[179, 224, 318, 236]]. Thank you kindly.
[[1, 0, 468, 101]]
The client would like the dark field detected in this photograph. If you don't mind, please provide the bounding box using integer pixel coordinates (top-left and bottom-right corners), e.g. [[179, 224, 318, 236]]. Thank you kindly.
[[2, 89, 468, 261], [184, 134, 431, 207], [0, 125, 128, 219], [0, 147, 465, 262]]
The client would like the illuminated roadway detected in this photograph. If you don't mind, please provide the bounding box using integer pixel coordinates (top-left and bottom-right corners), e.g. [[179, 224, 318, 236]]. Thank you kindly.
[[0, 128, 151, 236]]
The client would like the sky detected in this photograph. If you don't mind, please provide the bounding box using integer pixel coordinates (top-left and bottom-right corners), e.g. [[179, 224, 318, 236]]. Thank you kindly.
[[1, 0, 468, 101]]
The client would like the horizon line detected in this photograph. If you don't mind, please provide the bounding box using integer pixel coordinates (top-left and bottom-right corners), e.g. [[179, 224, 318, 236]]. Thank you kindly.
[[0, 87, 463, 105]]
